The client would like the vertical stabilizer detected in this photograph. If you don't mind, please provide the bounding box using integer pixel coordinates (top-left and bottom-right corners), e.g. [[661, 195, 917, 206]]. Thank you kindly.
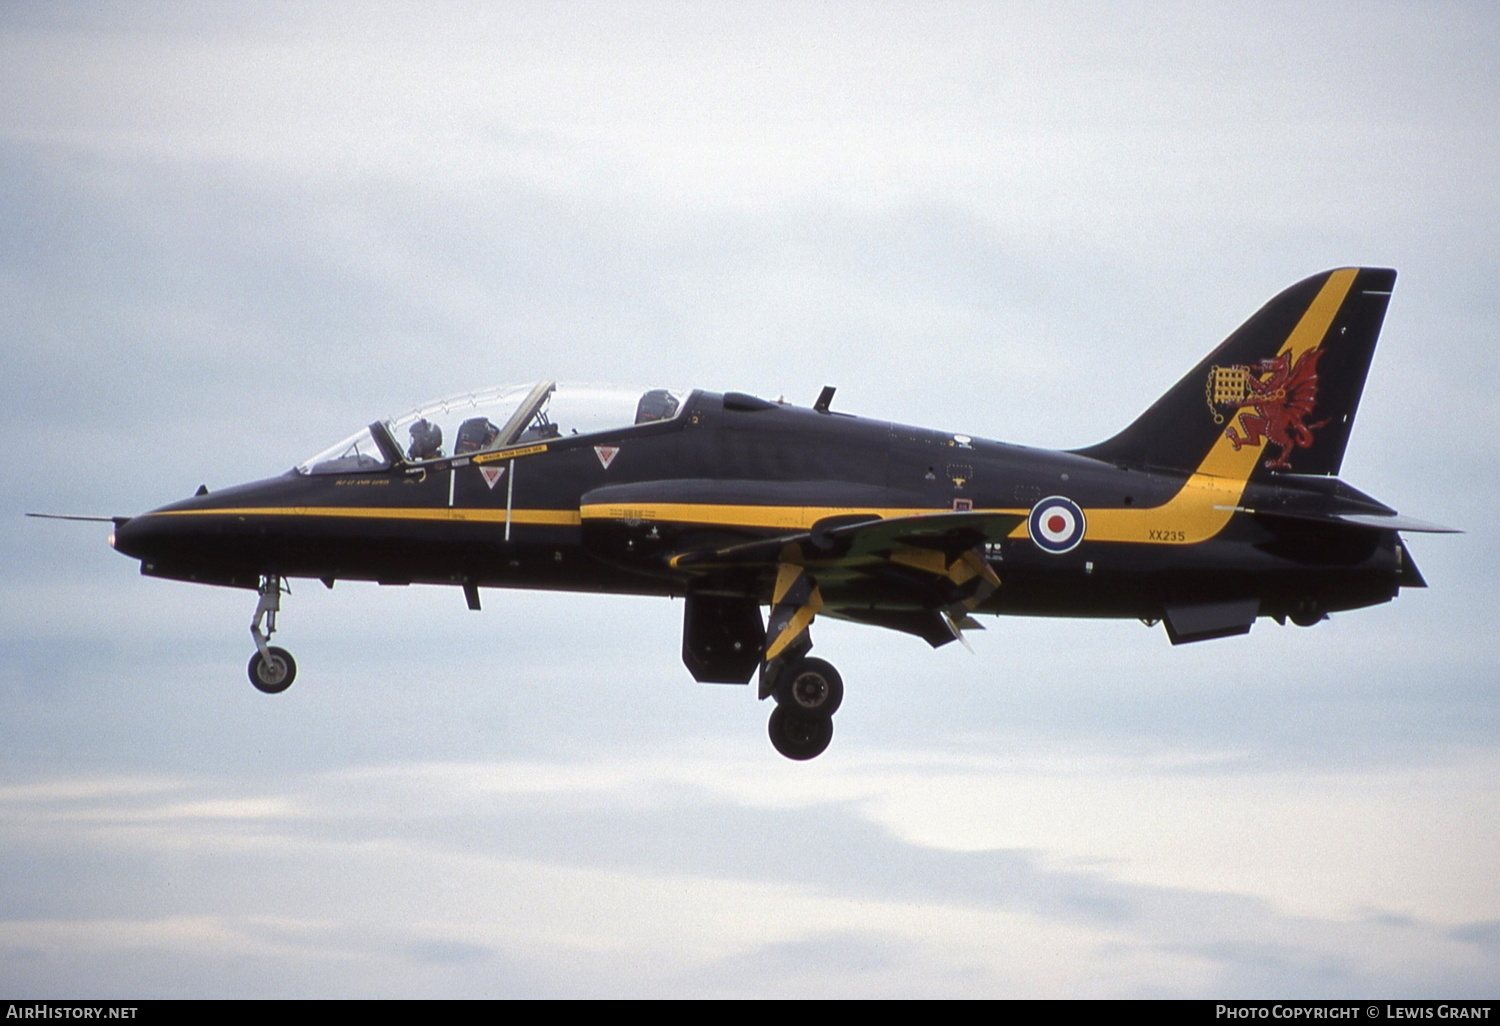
[[1073, 268, 1396, 478]]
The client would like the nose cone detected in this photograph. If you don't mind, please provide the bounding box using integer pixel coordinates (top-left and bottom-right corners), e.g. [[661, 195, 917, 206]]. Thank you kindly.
[[111, 506, 210, 563], [110, 474, 301, 589], [111, 503, 261, 589], [113, 474, 295, 562], [109, 514, 157, 560]]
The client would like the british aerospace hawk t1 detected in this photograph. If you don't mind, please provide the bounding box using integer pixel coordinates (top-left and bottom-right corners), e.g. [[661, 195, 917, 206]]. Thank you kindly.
[[93, 267, 1452, 759]]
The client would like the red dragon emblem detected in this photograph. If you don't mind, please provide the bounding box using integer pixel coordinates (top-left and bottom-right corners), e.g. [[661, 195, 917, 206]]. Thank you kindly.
[[1207, 348, 1329, 470]]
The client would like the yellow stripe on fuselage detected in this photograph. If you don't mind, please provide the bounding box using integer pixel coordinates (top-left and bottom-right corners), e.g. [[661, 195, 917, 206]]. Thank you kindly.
[[151, 506, 582, 526]]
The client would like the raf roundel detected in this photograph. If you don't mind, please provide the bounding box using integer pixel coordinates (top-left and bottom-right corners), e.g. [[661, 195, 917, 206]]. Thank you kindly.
[[1028, 496, 1087, 554]]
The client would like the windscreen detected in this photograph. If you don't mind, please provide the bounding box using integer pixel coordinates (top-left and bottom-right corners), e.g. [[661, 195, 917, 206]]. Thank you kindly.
[[296, 427, 390, 475]]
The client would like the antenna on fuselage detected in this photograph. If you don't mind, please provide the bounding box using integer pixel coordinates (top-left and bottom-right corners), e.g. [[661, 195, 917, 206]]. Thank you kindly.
[[814, 385, 836, 414]]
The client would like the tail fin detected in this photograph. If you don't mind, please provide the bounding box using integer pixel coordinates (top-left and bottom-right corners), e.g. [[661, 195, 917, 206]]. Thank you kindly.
[[1073, 267, 1396, 478]]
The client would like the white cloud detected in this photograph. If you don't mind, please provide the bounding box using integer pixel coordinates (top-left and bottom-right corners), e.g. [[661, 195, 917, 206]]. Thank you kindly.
[[1, 753, 1495, 996]]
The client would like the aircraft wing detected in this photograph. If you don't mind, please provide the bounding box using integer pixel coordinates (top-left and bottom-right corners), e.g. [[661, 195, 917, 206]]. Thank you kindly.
[[667, 508, 1023, 573], [581, 480, 1023, 650], [667, 509, 1025, 651]]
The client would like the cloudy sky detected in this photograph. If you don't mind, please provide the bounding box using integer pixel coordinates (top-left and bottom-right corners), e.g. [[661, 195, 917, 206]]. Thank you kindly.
[[1, 0, 1496, 998]]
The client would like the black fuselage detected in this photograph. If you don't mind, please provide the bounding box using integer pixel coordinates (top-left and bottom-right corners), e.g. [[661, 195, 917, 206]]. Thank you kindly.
[[112, 389, 1408, 626]]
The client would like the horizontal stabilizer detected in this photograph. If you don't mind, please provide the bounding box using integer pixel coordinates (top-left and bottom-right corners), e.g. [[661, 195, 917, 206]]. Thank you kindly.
[[1336, 513, 1460, 534], [1215, 505, 1461, 533]]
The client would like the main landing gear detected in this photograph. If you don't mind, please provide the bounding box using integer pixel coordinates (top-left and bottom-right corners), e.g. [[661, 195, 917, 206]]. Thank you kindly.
[[679, 589, 845, 760], [754, 561, 851, 761], [248, 575, 297, 694], [764, 655, 843, 760]]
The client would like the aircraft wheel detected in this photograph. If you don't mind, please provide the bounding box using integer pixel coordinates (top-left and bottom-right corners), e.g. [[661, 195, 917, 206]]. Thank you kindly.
[[768, 705, 833, 761], [774, 657, 844, 717], [248, 647, 297, 694]]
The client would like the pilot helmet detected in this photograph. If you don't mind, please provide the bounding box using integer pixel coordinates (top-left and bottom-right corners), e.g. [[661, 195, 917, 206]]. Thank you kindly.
[[407, 418, 444, 460]]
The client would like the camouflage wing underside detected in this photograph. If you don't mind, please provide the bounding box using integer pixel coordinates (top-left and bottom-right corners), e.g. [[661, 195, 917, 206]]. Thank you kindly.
[[669, 511, 1026, 649]]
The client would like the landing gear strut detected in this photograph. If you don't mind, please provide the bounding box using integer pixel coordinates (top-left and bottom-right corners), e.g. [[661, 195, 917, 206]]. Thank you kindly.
[[764, 654, 842, 760], [248, 575, 296, 694], [757, 560, 848, 761]]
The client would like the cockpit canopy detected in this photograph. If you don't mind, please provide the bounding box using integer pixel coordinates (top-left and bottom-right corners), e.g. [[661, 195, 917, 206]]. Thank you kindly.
[[297, 382, 687, 475]]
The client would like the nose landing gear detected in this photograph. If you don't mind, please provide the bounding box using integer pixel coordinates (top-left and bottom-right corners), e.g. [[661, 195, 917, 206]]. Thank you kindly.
[[248, 645, 296, 694], [248, 575, 297, 694]]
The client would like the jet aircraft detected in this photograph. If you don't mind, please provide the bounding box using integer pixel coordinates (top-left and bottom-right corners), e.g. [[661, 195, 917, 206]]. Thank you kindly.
[[95, 267, 1452, 759]]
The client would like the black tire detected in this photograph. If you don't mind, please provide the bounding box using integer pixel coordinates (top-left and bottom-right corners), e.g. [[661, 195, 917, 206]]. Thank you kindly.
[[768, 705, 833, 761], [774, 656, 844, 717], [248, 647, 296, 694]]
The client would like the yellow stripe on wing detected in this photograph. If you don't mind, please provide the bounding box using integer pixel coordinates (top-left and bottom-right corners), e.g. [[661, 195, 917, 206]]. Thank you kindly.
[[578, 501, 938, 530]]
